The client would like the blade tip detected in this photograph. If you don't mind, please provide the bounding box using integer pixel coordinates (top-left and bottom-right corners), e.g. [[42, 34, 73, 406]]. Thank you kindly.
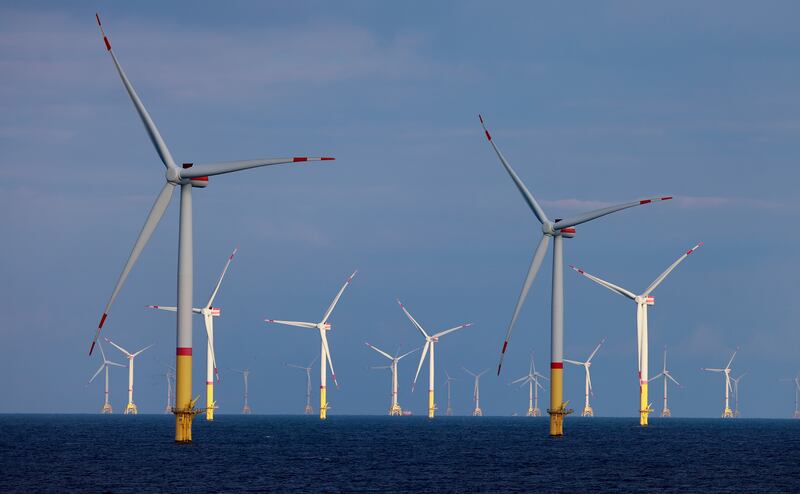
[[321, 157, 335, 161], [89, 341, 96, 355]]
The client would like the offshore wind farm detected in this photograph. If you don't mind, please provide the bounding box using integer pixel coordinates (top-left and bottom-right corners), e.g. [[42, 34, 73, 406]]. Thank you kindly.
[[3, 2, 800, 492]]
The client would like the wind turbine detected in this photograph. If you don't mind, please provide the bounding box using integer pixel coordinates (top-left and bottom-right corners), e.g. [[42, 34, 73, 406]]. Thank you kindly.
[[511, 352, 548, 417], [648, 346, 681, 417], [89, 15, 333, 442], [702, 350, 737, 418], [398, 300, 472, 419], [780, 375, 800, 418], [564, 338, 605, 417], [365, 343, 418, 416], [148, 247, 238, 421], [88, 342, 125, 414], [570, 243, 702, 426], [164, 369, 175, 414], [230, 369, 252, 414], [266, 271, 357, 420], [463, 368, 488, 417], [286, 358, 318, 415], [731, 373, 746, 418], [105, 338, 153, 415], [479, 115, 671, 436], [445, 371, 457, 416]]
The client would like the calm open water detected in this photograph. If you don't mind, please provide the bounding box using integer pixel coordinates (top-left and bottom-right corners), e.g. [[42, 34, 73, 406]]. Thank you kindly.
[[1, 415, 798, 493]]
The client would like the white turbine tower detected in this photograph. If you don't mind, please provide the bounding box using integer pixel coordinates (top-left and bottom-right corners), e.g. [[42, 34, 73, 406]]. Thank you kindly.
[[445, 371, 457, 416], [105, 338, 153, 415], [463, 368, 488, 417], [780, 375, 800, 418], [266, 271, 357, 420], [731, 373, 746, 418], [564, 338, 605, 417], [164, 369, 175, 414], [286, 358, 317, 415], [570, 242, 701, 425], [88, 342, 125, 414], [398, 300, 472, 419], [89, 15, 333, 442], [511, 352, 548, 417], [230, 369, 252, 414], [365, 343, 418, 416], [648, 347, 681, 417], [148, 247, 238, 421], [702, 350, 737, 418], [479, 115, 671, 436]]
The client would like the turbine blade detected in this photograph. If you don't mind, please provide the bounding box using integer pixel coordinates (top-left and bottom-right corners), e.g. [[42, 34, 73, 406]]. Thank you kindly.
[[319, 328, 338, 388], [397, 348, 420, 360], [432, 322, 473, 339], [587, 369, 593, 393], [462, 367, 476, 377], [132, 343, 154, 357], [702, 368, 724, 372], [365, 342, 393, 360], [511, 375, 528, 384], [89, 363, 105, 384], [553, 196, 673, 230], [106, 361, 126, 368], [95, 14, 176, 169], [587, 338, 606, 362], [643, 242, 703, 296], [98, 341, 107, 362], [206, 247, 238, 308], [649, 372, 664, 383], [147, 305, 177, 312], [563, 359, 583, 366], [497, 234, 550, 375], [180, 157, 335, 179], [569, 265, 636, 300], [105, 338, 131, 357], [264, 320, 318, 329], [321, 270, 357, 324], [203, 315, 218, 378], [397, 300, 430, 338], [90, 182, 175, 354], [478, 115, 548, 224], [726, 350, 737, 370], [412, 341, 430, 391], [666, 373, 681, 386]]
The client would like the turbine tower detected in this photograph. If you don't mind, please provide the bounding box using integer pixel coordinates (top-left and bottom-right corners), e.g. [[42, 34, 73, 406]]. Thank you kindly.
[[148, 247, 238, 421], [266, 271, 357, 420], [365, 343, 418, 416], [479, 115, 671, 435], [88, 342, 125, 414], [398, 300, 472, 419], [230, 369, 252, 414], [731, 373, 746, 418], [164, 368, 175, 414], [463, 368, 488, 417], [89, 15, 333, 442], [570, 243, 702, 425], [445, 371, 456, 416], [702, 350, 737, 418], [648, 347, 681, 417], [781, 375, 800, 418], [511, 352, 548, 417], [286, 358, 317, 415], [105, 338, 153, 415], [564, 338, 605, 417]]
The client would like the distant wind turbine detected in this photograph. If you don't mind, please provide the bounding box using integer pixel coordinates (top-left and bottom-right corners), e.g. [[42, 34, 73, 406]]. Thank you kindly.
[[286, 358, 318, 415], [463, 368, 489, 417], [365, 343, 418, 416], [510, 352, 548, 417], [565, 338, 605, 417], [88, 342, 125, 414], [702, 350, 737, 418], [648, 346, 681, 417], [105, 338, 153, 415], [230, 369, 252, 414]]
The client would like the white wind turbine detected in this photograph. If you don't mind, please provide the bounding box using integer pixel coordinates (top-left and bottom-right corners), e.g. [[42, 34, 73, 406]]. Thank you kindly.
[[148, 247, 238, 421], [230, 369, 252, 414], [398, 300, 473, 419], [564, 338, 605, 417], [88, 341, 125, 414], [570, 242, 702, 425], [286, 358, 317, 415], [648, 347, 681, 417], [365, 343, 418, 416], [105, 338, 153, 415], [511, 352, 548, 417], [479, 115, 671, 436], [163, 369, 175, 414], [445, 371, 457, 416], [731, 373, 746, 418], [780, 375, 800, 418], [702, 350, 737, 418], [463, 368, 489, 417], [266, 271, 357, 420], [89, 14, 333, 442]]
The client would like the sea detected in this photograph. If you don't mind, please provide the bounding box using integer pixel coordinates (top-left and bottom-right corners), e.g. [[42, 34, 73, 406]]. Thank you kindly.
[[1, 415, 798, 493]]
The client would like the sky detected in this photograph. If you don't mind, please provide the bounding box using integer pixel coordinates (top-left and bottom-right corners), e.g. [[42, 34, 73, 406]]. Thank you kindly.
[[2, 1, 800, 418]]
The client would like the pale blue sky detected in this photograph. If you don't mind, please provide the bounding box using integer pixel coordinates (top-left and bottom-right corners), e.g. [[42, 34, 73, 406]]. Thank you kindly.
[[2, 2, 799, 417]]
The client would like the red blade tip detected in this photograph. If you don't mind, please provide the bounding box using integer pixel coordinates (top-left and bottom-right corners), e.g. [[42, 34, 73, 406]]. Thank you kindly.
[[321, 157, 335, 161], [89, 341, 96, 355]]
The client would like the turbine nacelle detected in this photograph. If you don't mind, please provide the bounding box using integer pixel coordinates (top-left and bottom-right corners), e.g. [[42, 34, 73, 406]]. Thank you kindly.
[[635, 295, 655, 305], [201, 307, 221, 317], [317, 322, 332, 331]]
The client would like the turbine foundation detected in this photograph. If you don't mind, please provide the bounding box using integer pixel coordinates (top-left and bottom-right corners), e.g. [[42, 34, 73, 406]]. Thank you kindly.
[[548, 403, 573, 436], [124, 403, 138, 415], [472, 407, 483, 417], [527, 407, 541, 417], [102, 403, 113, 414], [581, 405, 593, 417], [722, 407, 734, 418], [243, 404, 252, 415], [661, 406, 671, 417], [389, 404, 403, 416], [303, 404, 312, 415]]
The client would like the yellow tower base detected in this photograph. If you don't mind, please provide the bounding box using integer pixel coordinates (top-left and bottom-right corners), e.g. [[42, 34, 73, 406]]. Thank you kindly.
[[206, 382, 214, 421], [549, 367, 572, 435], [639, 382, 651, 426], [722, 407, 734, 418], [428, 390, 436, 419], [527, 407, 541, 417], [581, 405, 593, 417], [320, 387, 328, 420], [124, 403, 138, 415], [389, 404, 403, 416], [472, 407, 483, 417], [102, 403, 113, 414]]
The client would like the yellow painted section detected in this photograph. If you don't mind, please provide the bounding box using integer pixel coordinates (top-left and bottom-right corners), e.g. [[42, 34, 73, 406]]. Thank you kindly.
[[206, 383, 214, 421], [640, 382, 650, 426], [320, 387, 327, 420], [428, 390, 435, 419], [174, 354, 194, 443], [549, 367, 565, 436]]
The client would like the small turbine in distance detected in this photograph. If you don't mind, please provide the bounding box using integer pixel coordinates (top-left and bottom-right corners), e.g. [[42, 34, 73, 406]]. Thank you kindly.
[[564, 338, 605, 417]]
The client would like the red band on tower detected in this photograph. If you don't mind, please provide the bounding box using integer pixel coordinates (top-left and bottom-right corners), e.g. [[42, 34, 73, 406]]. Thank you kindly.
[[176, 347, 192, 356], [551, 362, 563, 369]]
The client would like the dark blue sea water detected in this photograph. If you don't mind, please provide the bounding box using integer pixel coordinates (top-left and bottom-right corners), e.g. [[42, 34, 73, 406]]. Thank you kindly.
[[1, 415, 798, 493]]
